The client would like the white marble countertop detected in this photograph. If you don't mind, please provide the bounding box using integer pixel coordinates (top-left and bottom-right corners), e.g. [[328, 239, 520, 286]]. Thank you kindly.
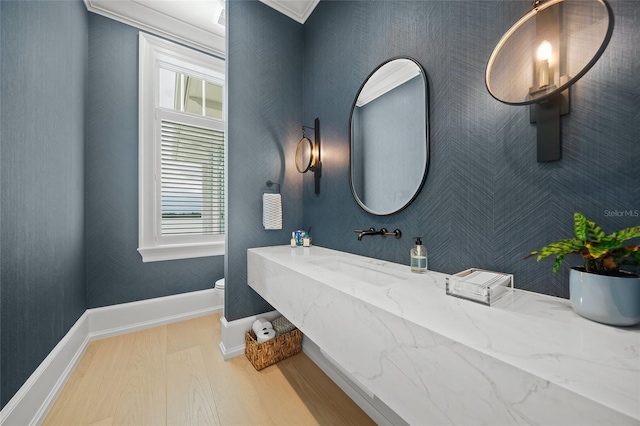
[[249, 245, 640, 422]]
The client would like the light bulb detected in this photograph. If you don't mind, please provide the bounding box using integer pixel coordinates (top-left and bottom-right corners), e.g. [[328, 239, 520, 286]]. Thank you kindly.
[[537, 40, 552, 61], [537, 40, 552, 88]]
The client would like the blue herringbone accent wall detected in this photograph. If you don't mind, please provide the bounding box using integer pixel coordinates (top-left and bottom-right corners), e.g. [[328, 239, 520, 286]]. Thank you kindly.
[[301, 0, 640, 298]]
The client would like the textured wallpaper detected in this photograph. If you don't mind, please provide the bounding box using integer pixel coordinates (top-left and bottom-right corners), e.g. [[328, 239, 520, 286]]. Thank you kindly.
[[226, 0, 305, 321], [85, 14, 224, 308], [301, 0, 640, 298], [0, 0, 87, 408]]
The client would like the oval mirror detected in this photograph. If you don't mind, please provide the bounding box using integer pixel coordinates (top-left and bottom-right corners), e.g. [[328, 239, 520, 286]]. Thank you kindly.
[[349, 57, 430, 215]]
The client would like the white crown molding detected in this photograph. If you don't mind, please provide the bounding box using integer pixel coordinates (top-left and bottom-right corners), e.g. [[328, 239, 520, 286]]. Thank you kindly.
[[0, 289, 223, 426], [259, 0, 320, 24], [84, 0, 225, 58], [356, 60, 421, 107]]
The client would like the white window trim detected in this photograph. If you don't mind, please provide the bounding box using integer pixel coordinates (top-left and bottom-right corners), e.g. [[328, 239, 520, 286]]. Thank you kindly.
[[138, 33, 225, 262]]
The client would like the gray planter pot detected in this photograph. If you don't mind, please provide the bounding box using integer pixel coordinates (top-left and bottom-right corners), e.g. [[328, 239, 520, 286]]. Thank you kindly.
[[569, 267, 640, 327]]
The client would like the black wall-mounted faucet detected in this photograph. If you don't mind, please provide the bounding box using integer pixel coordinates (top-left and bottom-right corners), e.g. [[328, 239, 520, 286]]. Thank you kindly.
[[354, 227, 402, 241]]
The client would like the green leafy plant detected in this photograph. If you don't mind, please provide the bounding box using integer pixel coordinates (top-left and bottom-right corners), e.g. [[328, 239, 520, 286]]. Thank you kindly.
[[526, 212, 640, 274]]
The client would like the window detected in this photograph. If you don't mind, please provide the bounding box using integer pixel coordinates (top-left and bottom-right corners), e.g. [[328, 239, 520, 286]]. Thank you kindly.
[[138, 33, 225, 262]]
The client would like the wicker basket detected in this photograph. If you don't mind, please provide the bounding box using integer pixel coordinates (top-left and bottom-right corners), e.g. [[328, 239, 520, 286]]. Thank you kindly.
[[245, 328, 302, 371]]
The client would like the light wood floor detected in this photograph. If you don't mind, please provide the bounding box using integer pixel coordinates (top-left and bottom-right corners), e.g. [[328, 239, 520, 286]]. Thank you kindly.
[[43, 313, 375, 426]]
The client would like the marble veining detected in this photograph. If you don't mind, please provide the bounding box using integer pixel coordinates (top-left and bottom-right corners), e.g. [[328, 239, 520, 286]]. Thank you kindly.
[[248, 245, 640, 425]]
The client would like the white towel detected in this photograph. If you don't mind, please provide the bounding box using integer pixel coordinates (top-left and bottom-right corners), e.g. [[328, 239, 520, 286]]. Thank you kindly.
[[262, 193, 282, 230]]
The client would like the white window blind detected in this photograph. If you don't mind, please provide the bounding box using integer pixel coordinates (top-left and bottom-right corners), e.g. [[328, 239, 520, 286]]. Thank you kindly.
[[160, 120, 224, 236]]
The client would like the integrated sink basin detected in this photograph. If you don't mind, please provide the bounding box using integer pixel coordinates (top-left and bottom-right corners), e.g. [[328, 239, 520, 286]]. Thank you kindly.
[[308, 257, 406, 286]]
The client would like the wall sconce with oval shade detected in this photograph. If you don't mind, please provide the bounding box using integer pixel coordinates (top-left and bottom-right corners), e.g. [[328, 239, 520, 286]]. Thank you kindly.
[[485, 0, 614, 162], [295, 118, 321, 194]]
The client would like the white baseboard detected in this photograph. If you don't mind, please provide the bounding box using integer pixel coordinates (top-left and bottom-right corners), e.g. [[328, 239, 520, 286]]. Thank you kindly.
[[88, 288, 223, 340], [218, 310, 280, 360], [0, 312, 90, 426], [302, 336, 407, 426], [0, 292, 401, 426], [0, 289, 223, 426]]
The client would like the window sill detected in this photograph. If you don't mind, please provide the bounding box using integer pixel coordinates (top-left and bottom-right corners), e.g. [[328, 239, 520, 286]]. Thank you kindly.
[[138, 241, 224, 262]]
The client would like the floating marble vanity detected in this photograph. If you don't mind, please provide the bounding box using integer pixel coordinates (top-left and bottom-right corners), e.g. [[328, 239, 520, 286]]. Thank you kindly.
[[247, 246, 640, 425]]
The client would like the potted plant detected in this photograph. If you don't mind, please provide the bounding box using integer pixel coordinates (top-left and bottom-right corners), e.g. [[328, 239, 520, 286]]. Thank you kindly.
[[527, 212, 640, 326]]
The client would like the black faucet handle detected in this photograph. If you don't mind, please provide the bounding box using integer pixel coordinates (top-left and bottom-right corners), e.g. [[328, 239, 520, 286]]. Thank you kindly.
[[381, 228, 402, 238]]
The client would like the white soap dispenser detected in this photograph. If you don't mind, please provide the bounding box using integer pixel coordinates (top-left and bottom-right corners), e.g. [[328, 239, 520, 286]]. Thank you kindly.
[[411, 237, 427, 273]]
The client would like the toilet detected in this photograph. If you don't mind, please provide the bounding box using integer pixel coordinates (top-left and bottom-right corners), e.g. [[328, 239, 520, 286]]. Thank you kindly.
[[215, 278, 225, 293], [214, 278, 225, 310]]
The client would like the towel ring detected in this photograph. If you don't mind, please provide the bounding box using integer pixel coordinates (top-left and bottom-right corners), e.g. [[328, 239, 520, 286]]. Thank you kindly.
[[266, 180, 280, 193]]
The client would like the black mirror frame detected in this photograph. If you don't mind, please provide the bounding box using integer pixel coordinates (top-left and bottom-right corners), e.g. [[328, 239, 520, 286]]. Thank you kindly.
[[348, 56, 431, 216]]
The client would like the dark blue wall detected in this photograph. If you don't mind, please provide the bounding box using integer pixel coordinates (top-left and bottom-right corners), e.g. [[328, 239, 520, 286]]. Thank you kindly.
[[302, 0, 640, 298], [0, 0, 87, 408], [226, 0, 304, 321], [85, 14, 224, 308], [1, 7, 226, 408]]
